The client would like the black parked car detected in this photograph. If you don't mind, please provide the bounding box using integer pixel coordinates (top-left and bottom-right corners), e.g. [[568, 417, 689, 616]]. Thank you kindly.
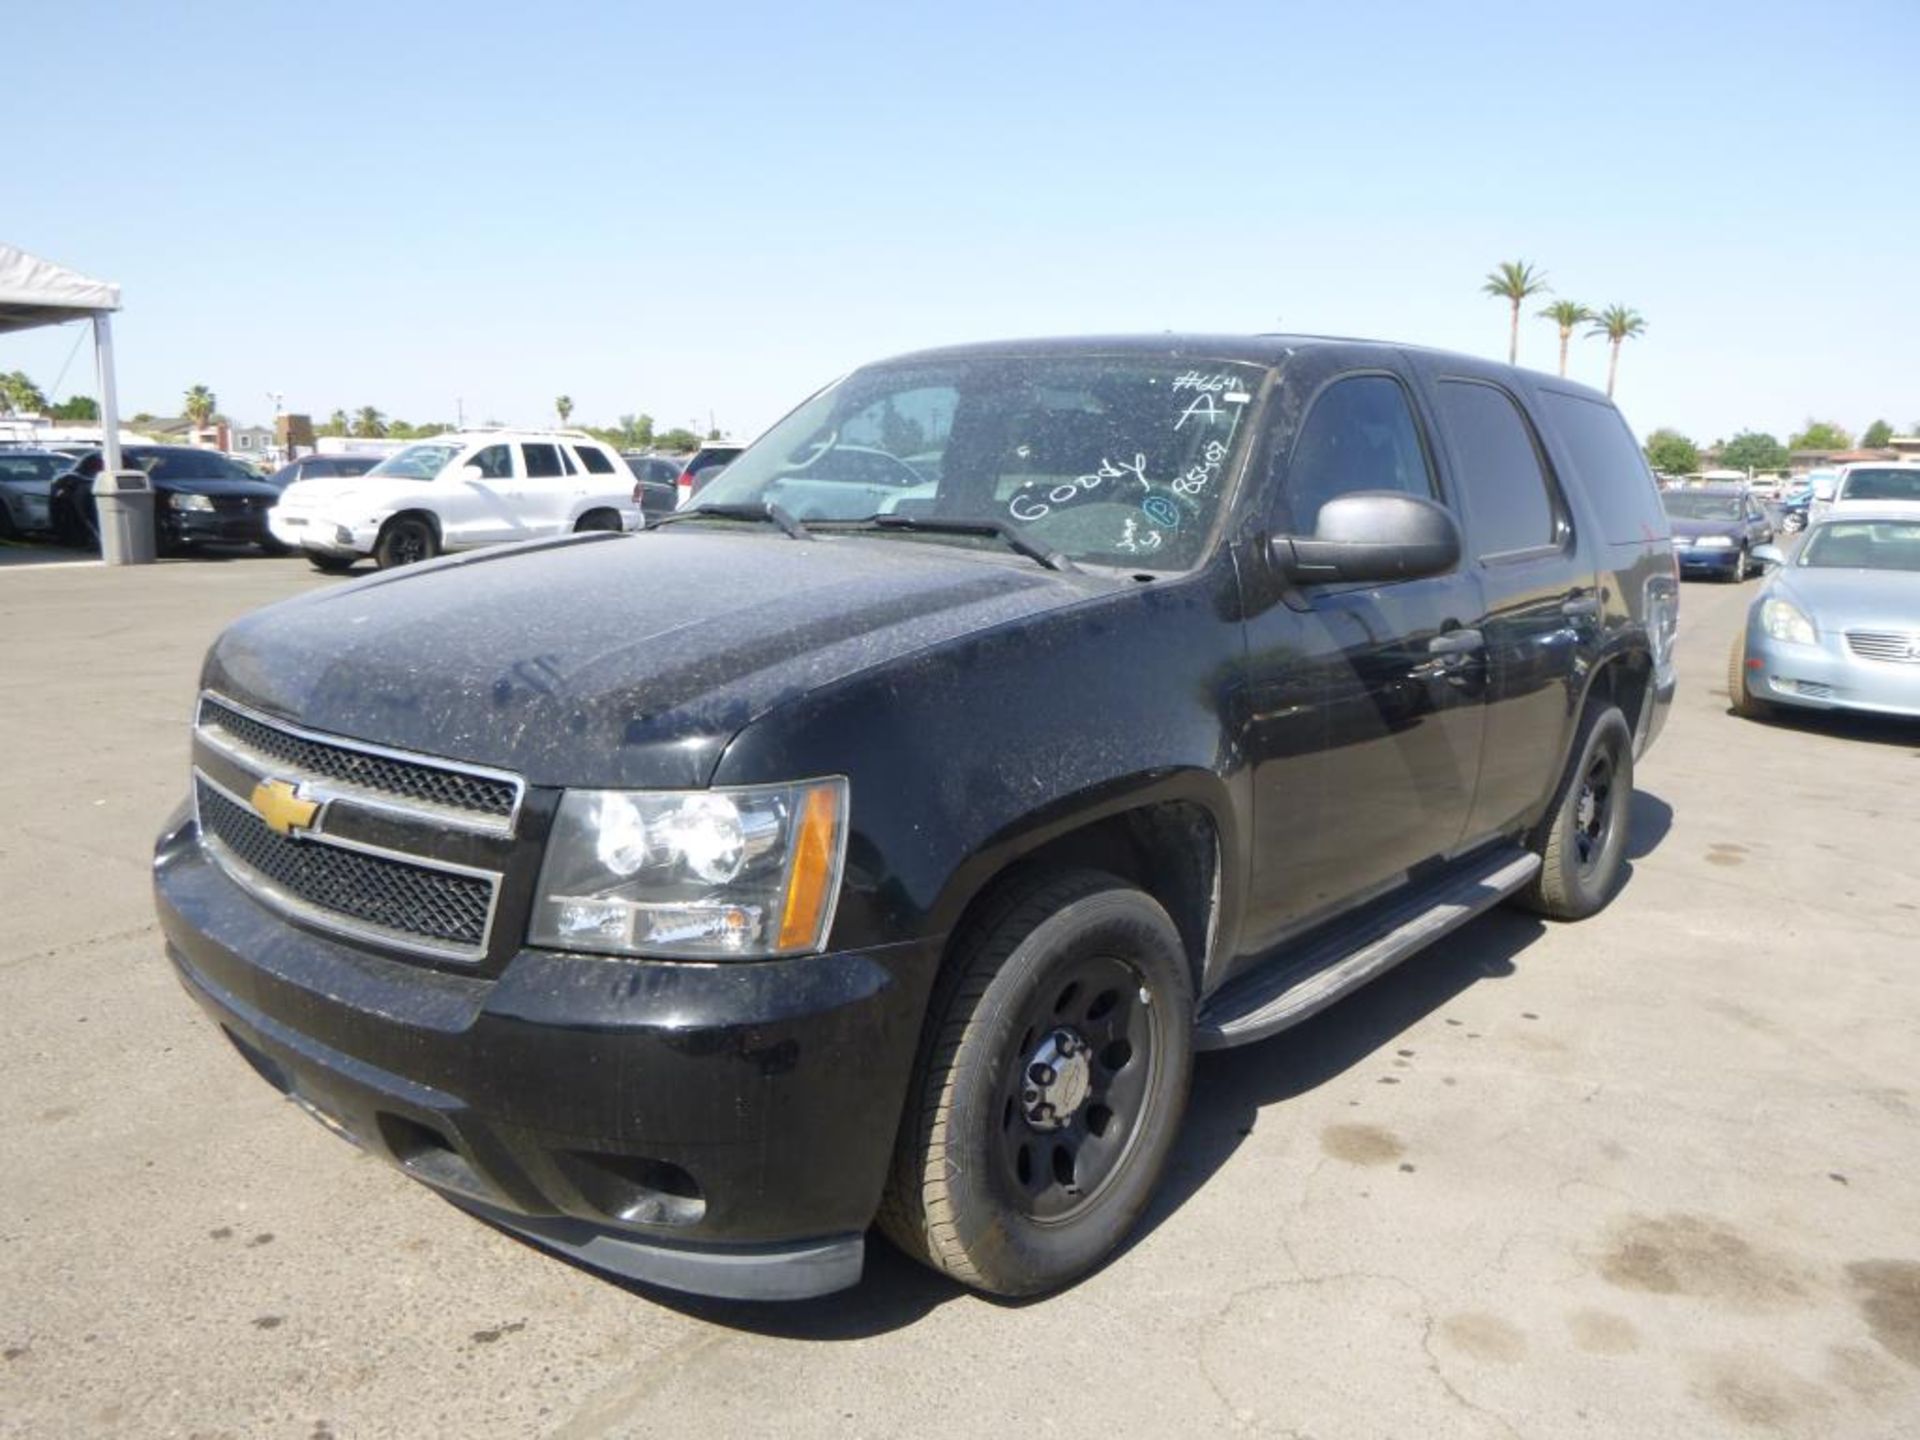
[[53, 446, 287, 554], [266, 453, 382, 490], [154, 334, 1676, 1302], [623, 452, 684, 519], [1661, 483, 1774, 580]]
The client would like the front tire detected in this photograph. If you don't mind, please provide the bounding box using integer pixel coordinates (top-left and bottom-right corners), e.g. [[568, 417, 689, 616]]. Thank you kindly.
[[374, 516, 437, 569], [1515, 704, 1634, 921], [1727, 630, 1772, 720], [306, 551, 357, 574], [879, 870, 1194, 1296], [1726, 545, 1749, 581]]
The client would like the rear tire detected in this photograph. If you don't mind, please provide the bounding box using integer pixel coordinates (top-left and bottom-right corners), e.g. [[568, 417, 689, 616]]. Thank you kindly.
[[573, 508, 623, 533], [1727, 630, 1772, 720], [374, 516, 437, 569], [879, 869, 1194, 1296], [1515, 704, 1634, 921]]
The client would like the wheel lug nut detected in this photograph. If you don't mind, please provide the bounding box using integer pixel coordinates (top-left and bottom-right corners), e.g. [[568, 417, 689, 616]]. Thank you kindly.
[[1023, 1088, 1039, 1104], [1030, 1063, 1055, 1085]]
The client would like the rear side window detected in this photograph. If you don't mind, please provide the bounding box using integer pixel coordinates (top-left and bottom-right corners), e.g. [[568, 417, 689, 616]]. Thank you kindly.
[[522, 443, 564, 478], [1538, 391, 1669, 544], [1277, 374, 1435, 535], [1435, 381, 1562, 559], [574, 445, 616, 475]]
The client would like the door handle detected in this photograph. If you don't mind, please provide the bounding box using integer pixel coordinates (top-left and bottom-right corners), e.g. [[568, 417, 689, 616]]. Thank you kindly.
[[1428, 628, 1484, 655], [1561, 593, 1601, 620]]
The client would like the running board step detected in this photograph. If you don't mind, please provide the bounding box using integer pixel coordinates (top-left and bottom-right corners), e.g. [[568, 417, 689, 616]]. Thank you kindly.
[[1195, 847, 1541, 1051]]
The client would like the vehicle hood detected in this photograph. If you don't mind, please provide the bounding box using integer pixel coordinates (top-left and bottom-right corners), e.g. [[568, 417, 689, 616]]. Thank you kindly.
[[202, 528, 1121, 789], [1769, 565, 1920, 626], [1667, 516, 1744, 540], [157, 475, 281, 498], [276, 475, 406, 508]]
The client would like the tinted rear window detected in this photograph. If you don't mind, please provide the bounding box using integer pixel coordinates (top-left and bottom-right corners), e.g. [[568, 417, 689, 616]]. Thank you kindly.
[[134, 449, 254, 481], [522, 443, 564, 478], [1841, 468, 1920, 503], [575, 445, 616, 475], [1538, 391, 1670, 544], [690, 448, 741, 476]]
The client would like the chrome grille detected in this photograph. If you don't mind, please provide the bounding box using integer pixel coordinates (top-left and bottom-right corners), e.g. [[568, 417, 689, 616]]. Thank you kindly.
[[190, 693, 522, 962], [197, 695, 520, 825], [1845, 630, 1920, 664], [196, 777, 494, 952]]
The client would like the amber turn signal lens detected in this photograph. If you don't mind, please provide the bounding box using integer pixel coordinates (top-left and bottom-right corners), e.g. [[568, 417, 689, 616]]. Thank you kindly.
[[777, 783, 843, 951]]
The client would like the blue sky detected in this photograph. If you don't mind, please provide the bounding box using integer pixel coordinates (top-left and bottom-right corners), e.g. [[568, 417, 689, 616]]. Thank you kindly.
[[3, 0, 1915, 444]]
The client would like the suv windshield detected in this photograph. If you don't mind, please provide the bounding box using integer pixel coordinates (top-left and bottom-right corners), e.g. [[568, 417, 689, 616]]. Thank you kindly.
[[1800, 520, 1920, 571], [368, 443, 461, 480], [1840, 469, 1920, 503], [694, 356, 1266, 569], [1662, 492, 1741, 521]]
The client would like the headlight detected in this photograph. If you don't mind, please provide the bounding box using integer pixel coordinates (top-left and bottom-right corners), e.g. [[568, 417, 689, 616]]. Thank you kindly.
[[1693, 535, 1734, 549], [529, 779, 848, 959], [173, 493, 216, 512], [1761, 597, 1816, 645]]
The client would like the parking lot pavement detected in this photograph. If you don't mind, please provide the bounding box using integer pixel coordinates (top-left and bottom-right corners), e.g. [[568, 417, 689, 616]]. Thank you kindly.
[[2, 559, 1917, 1439]]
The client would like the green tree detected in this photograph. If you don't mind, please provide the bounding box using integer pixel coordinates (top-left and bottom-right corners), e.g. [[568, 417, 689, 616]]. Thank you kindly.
[[183, 384, 217, 436], [351, 406, 387, 438], [315, 408, 350, 438], [49, 395, 100, 421], [1644, 428, 1699, 476], [1482, 260, 1550, 366], [0, 371, 49, 415], [1718, 431, 1788, 473], [1537, 300, 1592, 377], [656, 426, 700, 453], [1861, 418, 1892, 448], [1586, 305, 1647, 398], [555, 395, 574, 427], [1789, 419, 1851, 450], [387, 419, 416, 440], [623, 413, 655, 448]]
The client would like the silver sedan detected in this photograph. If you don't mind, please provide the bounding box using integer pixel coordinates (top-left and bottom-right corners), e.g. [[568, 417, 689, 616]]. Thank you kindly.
[[1729, 508, 1920, 720]]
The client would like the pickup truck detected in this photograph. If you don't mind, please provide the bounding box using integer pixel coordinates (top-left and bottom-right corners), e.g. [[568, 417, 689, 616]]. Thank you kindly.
[[154, 334, 1678, 1301]]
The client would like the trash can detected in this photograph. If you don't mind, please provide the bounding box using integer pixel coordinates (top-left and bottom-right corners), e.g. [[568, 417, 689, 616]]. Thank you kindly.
[[94, 468, 156, 566]]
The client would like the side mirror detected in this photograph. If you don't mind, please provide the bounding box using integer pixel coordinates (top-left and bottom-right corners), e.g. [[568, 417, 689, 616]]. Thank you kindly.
[[455, 463, 485, 483], [1270, 491, 1461, 585], [1751, 543, 1787, 570]]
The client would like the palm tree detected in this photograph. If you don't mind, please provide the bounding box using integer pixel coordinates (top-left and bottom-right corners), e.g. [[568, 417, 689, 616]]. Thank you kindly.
[[1587, 305, 1647, 398], [351, 406, 387, 439], [0, 370, 49, 416], [1538, 300, 1592, 377], [555, 395, 573, 427], [183, 384, 217, 442], [1482, 260, 1550, 366]]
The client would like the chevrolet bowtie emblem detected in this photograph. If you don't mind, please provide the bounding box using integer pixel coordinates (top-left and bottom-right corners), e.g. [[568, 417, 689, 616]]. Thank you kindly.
[[250, 778, 321, 838]]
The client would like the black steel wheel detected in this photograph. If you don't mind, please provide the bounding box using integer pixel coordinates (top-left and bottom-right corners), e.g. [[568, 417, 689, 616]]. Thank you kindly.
[[1515, 703, 1634, 921], [879, 869, 1193, 1296], [374, 515, 437, 569]]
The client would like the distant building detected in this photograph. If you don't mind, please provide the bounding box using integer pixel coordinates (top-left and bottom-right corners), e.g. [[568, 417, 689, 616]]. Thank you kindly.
[[229, 424, 274, 455], [1789, 447, 1897, 475], [1889, 435, 1920, 461]]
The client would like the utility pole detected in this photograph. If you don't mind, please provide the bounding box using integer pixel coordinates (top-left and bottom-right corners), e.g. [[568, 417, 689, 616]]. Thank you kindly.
[[456, 396, 465, 430]]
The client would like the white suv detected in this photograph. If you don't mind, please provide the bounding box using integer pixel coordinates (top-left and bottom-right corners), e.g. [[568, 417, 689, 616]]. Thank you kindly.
[[268, 430, 643, 572]]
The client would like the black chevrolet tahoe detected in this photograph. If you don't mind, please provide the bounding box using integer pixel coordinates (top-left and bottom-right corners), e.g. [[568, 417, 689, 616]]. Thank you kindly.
[[154, 335, 1678, 1301]]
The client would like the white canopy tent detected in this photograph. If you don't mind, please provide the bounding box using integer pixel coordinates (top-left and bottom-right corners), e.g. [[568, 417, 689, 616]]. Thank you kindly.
[[0, 243, 149, 563]]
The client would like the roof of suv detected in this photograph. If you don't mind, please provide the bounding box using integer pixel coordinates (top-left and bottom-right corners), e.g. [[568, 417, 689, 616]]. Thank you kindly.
[[431, 429, 618, 446]]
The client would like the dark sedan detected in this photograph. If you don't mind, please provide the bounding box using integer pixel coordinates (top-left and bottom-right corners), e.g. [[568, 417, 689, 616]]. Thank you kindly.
[[1662, 484, 1774, 581], [266, 453, 382, 490], [52, 446, 286, 555]]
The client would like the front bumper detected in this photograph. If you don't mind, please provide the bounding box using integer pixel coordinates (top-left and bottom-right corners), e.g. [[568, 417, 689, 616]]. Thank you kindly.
[[153, 809, 937, 1300], [268, 508, 375, 557], [160, 505, 274, 548], [1674, 544, 1742, 576], [1744, 628, 1920, 719]]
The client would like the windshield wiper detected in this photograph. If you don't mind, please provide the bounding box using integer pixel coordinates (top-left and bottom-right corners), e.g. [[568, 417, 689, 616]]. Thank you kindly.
[[819, 514, 1079, 572], [647, 502, 811, 541]]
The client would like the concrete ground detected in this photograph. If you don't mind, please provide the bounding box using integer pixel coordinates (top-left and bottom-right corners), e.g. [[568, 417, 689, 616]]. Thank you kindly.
[[2, 548, 1916, 1439]]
